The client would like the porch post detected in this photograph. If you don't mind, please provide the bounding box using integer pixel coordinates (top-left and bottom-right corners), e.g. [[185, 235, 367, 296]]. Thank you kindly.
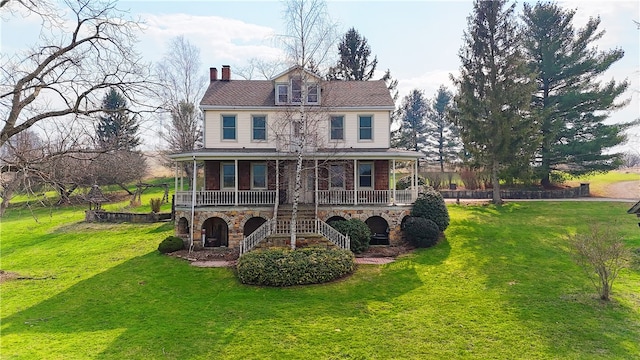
[[189, 157, 197, 253], [413, 160, 418, 199], [392, 159, 396, 205], [353, 159, 358, 206], [234, 159, 238, 206], [174, 161, 178, 200], [314, 159, 318, 219]]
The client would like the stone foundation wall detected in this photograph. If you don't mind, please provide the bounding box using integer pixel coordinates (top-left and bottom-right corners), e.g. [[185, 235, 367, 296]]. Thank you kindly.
[[175, 205, 412, 250], [85, 210, 172, 223]]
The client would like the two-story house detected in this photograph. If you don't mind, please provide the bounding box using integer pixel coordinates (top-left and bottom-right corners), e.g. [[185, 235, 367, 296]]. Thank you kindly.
[[169, 65, 422, 253]]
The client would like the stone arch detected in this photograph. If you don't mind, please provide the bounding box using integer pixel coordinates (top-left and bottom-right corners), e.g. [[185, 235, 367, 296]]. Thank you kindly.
[[202, 217, 229, 247], [243, 217, 268, 236], [239, 213, 269, 229], [326, 215, 347, 224], [365, 216, 390, 245], [204, 212, 233, 228], [176, 217, 189, 235]]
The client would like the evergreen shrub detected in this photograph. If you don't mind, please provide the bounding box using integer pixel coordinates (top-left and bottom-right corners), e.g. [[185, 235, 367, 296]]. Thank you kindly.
[[329, 219, 371, 253], [411, 186, 450, 232], [158, 236, 185, 254], [236, 247, 356, 286], [404, 217, 440, 248]]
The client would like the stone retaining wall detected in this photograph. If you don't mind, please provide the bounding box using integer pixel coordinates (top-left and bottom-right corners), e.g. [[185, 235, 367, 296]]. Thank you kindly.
[[439, 183, 589, 199], [85, 210, 172, 223]]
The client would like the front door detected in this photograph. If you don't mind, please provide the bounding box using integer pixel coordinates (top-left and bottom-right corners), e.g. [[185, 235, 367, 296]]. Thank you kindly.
[[286, 164, 314, 204]]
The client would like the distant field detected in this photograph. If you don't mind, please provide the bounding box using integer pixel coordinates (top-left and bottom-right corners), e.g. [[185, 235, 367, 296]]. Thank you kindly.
[[2, 201, 639, 359]]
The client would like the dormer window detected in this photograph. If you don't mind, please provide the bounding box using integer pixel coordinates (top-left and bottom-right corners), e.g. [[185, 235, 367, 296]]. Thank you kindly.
[[275, 78, 320, 105]]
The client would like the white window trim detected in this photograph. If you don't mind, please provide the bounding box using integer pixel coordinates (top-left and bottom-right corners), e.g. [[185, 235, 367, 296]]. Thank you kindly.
[[251, 162, 268, 189], [358, 114, 374, 142], [329, 115, 345, 141], [221, 162, 236, 189], [307, 83, 320, 104], [221, 114, 237, 141], [358, 161, 374, 189], [251, 114, 268, 142], [276, 83, 288, 105]]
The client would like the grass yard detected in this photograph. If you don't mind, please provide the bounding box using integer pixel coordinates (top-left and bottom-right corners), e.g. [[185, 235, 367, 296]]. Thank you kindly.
[[1, 201, 639, 359]]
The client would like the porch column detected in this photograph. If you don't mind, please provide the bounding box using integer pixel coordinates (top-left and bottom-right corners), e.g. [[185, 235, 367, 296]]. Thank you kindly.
[[314, 159, 318, 219], [174, 162, 178, 201], [234, 159, 238, 206], [353, 159, 358, 206], [413, 160, 418, 199], [189, 157, 197, 252], [392, 159, 396, 205]]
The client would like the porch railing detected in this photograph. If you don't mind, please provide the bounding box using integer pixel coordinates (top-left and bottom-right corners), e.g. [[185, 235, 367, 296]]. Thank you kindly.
[[240, 218, 274, 255], [176, 189, 416, 207], [239, 219, 350, 255]]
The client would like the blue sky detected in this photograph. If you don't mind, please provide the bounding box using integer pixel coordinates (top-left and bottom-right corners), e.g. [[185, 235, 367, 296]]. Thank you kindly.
[[2, 0, 639, 151]]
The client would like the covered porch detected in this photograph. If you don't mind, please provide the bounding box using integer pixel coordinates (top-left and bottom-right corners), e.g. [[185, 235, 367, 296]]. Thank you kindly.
[[169, 148, 423, 208]]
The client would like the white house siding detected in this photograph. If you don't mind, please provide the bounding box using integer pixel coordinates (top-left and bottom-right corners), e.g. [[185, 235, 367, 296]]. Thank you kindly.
[[205, 109, 390, 150]]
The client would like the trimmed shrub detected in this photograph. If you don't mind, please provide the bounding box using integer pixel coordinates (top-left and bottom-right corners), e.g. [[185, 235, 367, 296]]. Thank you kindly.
[[236, 247, 356, 286], [329, 219, 371, 253], [150, 198, 163, 213], [411, 186, 450, 232], [158, 236, 184, 254], [395, 175, 426, 190], [404, 217, 440, 248]]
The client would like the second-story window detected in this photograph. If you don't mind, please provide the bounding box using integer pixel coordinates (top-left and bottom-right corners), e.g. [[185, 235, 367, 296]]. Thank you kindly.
[[291, 77, 302, 103], [358, 162, 373, 188], [222, 115, 236, 140], [330, 164, 345, 188], [252, 115, 266, 141], [359, 115, 373, 140], [252, 163, 267, 189], [222, 163, 235, 188], [330, 116, 344, 140]]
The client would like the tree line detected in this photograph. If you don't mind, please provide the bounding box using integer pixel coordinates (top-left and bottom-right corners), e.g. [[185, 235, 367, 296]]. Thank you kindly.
[[0, 0, 634, 212]]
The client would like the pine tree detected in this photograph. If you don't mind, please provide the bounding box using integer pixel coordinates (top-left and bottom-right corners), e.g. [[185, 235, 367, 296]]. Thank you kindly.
[[424, 86, 461, 172], [452, 0, 538, 204], [96, 88, 140, 150], [522, 2, 631, 187], [327, 28, 377, 81], [396, 89, 429, 153]]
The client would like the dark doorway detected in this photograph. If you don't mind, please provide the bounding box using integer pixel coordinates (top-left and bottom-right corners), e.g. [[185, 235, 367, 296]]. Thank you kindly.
[[202, 217, 229, 247]]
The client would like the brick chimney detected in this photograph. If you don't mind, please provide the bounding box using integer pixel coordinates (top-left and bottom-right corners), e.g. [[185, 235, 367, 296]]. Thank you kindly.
[[209, 67, 218, 81], [222, 65, 230, 81]]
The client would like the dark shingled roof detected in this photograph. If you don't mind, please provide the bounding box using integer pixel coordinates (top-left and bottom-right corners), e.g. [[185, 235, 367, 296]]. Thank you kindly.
[[200, 79, 394, 108]]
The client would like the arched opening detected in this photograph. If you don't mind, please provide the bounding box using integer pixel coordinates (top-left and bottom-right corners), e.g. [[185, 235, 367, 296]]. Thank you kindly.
[[366, 216, 390, 245], [244, 217, 267, 236], [400, 215, 411, 242], [177, 217, 189, 235], [326, 215, 347, 225], [202, 217, 229, 247]]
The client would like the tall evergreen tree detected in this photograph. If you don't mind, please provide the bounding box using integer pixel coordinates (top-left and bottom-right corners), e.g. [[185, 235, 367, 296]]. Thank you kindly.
[[522, 2, 631, 187], [96, 88, 140, 150], [396, 89, 429, 153], [327, 28, 377, 80], [424, 86, 461, 172], [452, 0, 537, 204]]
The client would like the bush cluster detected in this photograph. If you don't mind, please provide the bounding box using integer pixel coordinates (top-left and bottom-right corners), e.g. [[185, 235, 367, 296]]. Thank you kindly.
[[158, 236, 185, 254], [150, 198, 163, 213], [403, 217, 440, 248], [329, 219, 371, 253], [236, 247, 356, 286], [411, 187, 450, 232]]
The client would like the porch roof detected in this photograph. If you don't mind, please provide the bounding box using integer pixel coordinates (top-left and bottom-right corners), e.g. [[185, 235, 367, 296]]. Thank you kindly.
[[167, 147, 422, 161]]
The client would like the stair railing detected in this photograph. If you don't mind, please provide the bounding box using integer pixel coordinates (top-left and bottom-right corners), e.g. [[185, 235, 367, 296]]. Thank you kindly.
[[316, 219, 350, 250], [240, 218, 274, 255]]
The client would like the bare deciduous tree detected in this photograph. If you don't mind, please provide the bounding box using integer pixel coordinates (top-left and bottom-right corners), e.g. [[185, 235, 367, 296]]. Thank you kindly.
[[278, 0, 338, 249], [570, 223, 631, 301], [155, 36, 207, 182], [0, 0, 154, 148]]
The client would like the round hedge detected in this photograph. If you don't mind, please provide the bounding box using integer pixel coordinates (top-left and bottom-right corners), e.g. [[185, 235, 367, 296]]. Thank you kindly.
[[395, 175, 426, 190], [236, 247, 356, 286], [411, 186, 450, 232], [404, 217, 440, 248], [329, 218, 371, 254], [158, 236, 185, 254]]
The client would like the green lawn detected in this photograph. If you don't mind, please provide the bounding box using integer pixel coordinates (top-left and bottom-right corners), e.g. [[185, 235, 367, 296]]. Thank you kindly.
[[1, 202, 639, 359]]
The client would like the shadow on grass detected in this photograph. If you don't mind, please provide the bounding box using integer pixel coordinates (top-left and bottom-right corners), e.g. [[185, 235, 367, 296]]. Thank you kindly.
[[451, 202, 640, 358], [2, 250, 423, 358]]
